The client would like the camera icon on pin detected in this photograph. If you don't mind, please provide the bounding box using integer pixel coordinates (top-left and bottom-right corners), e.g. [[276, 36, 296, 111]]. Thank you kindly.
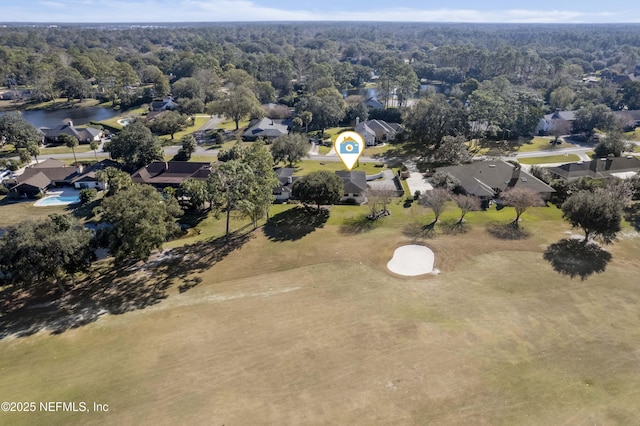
[[339, 138, 360, 154]]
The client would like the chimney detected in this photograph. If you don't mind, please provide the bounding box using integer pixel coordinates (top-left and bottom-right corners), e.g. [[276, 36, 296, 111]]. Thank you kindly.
[[356, 116, 360, 126], [76, 164, 83, 174], [287, 176, 293, 184], [511, 164, 521, 180]]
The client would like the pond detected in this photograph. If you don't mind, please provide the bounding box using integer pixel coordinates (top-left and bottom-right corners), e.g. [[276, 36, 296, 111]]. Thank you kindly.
[[1, 106, 120, 128]]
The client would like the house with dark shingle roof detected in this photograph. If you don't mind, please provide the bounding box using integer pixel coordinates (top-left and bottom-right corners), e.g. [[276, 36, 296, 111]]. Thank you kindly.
[[437, 160, 555, 203], [546, 157, 640, 181], [39, 121, 103, 145], [12, 159, 117, 196], [131, 161, 212, 189], [243, 118, 290, 141], [335, 170, 368, 204], [150, 96, 177, 112]]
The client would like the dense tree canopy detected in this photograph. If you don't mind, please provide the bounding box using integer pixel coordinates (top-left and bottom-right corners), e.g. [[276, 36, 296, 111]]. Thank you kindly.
[[0, 111, 42, 162], [108, 121, 163, 171], [271, 134, 309, 167], [100, 184, 183, 263], [0, 214, 94, 291], [403, 96, 468, 164], [561, 188, 625, 244], [292, 170, 343, 211]]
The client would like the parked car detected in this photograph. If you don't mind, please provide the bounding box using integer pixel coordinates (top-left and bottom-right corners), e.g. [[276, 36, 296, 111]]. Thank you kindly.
[[0, 169, 12, 181]]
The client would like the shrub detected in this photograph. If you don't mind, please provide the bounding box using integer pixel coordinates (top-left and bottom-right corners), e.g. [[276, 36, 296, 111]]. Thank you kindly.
[[0, 184, 9, 195], [79, 188, 98, 204], [7, 160, 21, 171]]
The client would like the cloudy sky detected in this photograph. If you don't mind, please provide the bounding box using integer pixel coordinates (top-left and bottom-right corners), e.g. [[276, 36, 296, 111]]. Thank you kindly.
[[2, 0, 639, 23]]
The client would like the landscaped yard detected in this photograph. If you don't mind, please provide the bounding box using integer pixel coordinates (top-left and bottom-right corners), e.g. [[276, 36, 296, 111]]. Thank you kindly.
[[624, 128, 640, 141], [216, 118, 250, 131], [0, 196, 68, 227], [293, 159, 383, 175], [516, 136, 577, 152], [518, 154, 581, 164], [2, 197, 640, 425], [39, 144, 94, 155], [159, 116, 209, 143]]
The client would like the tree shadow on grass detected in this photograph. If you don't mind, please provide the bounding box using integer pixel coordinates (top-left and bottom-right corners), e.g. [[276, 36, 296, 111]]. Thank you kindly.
[[263, 206, 329, 242], [543, 238, 612, 280], [440, 218, 471, 235], [486, 222, 530, 240], [403, 221, 437, 240], [339, 214, 381, 235], [0, 231, 253, 340]]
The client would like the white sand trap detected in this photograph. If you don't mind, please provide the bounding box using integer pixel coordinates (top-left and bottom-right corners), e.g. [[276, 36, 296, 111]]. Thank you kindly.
[[387, 245, 435, 276]]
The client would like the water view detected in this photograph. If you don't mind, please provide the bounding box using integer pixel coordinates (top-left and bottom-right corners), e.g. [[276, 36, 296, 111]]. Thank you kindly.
[[0, 106, 120, 128]]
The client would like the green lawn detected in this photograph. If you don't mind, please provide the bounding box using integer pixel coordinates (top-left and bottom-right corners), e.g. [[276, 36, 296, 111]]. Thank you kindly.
[[624, 129, 640, 141], [216, 119, 250, 131], [364, 143, 395, 157], [2, 200, 640, 424], [291, 159, 383, 175], [40, 144, 94, 155], [159, 116, 209, 143], [518, 154, 581, 164], [317, 144, 332, 155], [516, 137, 577, 153], [0, 196, 68, 227]]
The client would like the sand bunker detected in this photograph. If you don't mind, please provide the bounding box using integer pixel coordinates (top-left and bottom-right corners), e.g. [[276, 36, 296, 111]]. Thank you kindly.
[[387, 245, 435, 276]]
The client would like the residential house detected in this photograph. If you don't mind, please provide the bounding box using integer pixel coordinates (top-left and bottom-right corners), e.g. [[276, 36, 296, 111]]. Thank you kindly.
[[150, 96, 177, 112], [335, 170, 368, 204], [12, 159, 117, 196], [436, 160, 555, 204], [273, 167, 298, 202], [617, 110, 640, 130], [546, 157, 640, 181], [243, 117, 291, 141], [536, 110, 576, 135], [131, 161, 212, 189], [537, 109, 640, 135], [364, 97, 384, 110], [40, 120, 103, 145], [354, 118, 403, 146]]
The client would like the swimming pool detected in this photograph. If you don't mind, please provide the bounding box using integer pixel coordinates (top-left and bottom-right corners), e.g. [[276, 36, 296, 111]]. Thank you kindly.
[[34, 195, 80, 207]]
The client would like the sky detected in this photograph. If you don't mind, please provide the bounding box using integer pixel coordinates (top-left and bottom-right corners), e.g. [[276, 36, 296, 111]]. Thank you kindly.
[[1, 0, 639, 24]]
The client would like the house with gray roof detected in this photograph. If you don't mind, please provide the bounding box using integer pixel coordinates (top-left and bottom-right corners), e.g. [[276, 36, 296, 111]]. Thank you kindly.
[[546, 157, 640, 181], [354, 119, 403, 146], [536, 110, 576, 135], [537, 109, 640, 135], [40, 121, 103, 145], [243, 118, 290, 141], [335, 170, 368, 204], [437, 160, 555, 203], [273, 167, 298, 202]]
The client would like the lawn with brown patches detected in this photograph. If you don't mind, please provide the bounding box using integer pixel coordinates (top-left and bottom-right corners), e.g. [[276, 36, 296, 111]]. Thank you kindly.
[[1, 207, 640, 425]]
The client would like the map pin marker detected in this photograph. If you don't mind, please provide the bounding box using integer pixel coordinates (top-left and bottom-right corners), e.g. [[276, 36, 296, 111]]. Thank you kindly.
[[334, 131, 365, 171]]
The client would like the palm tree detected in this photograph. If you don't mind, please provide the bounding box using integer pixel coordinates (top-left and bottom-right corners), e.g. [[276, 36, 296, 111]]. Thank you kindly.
[[90, 140, 99, 161], [61, 134, 79, 164]]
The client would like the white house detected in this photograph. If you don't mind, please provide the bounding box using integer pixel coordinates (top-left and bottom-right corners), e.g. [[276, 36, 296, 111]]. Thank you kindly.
[[354, 118, 403, 146], [536, 110, 576, 135]]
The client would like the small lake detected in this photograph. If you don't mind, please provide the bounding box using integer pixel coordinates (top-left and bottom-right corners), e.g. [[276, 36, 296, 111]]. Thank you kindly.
[[0, 106, 120, 128]]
